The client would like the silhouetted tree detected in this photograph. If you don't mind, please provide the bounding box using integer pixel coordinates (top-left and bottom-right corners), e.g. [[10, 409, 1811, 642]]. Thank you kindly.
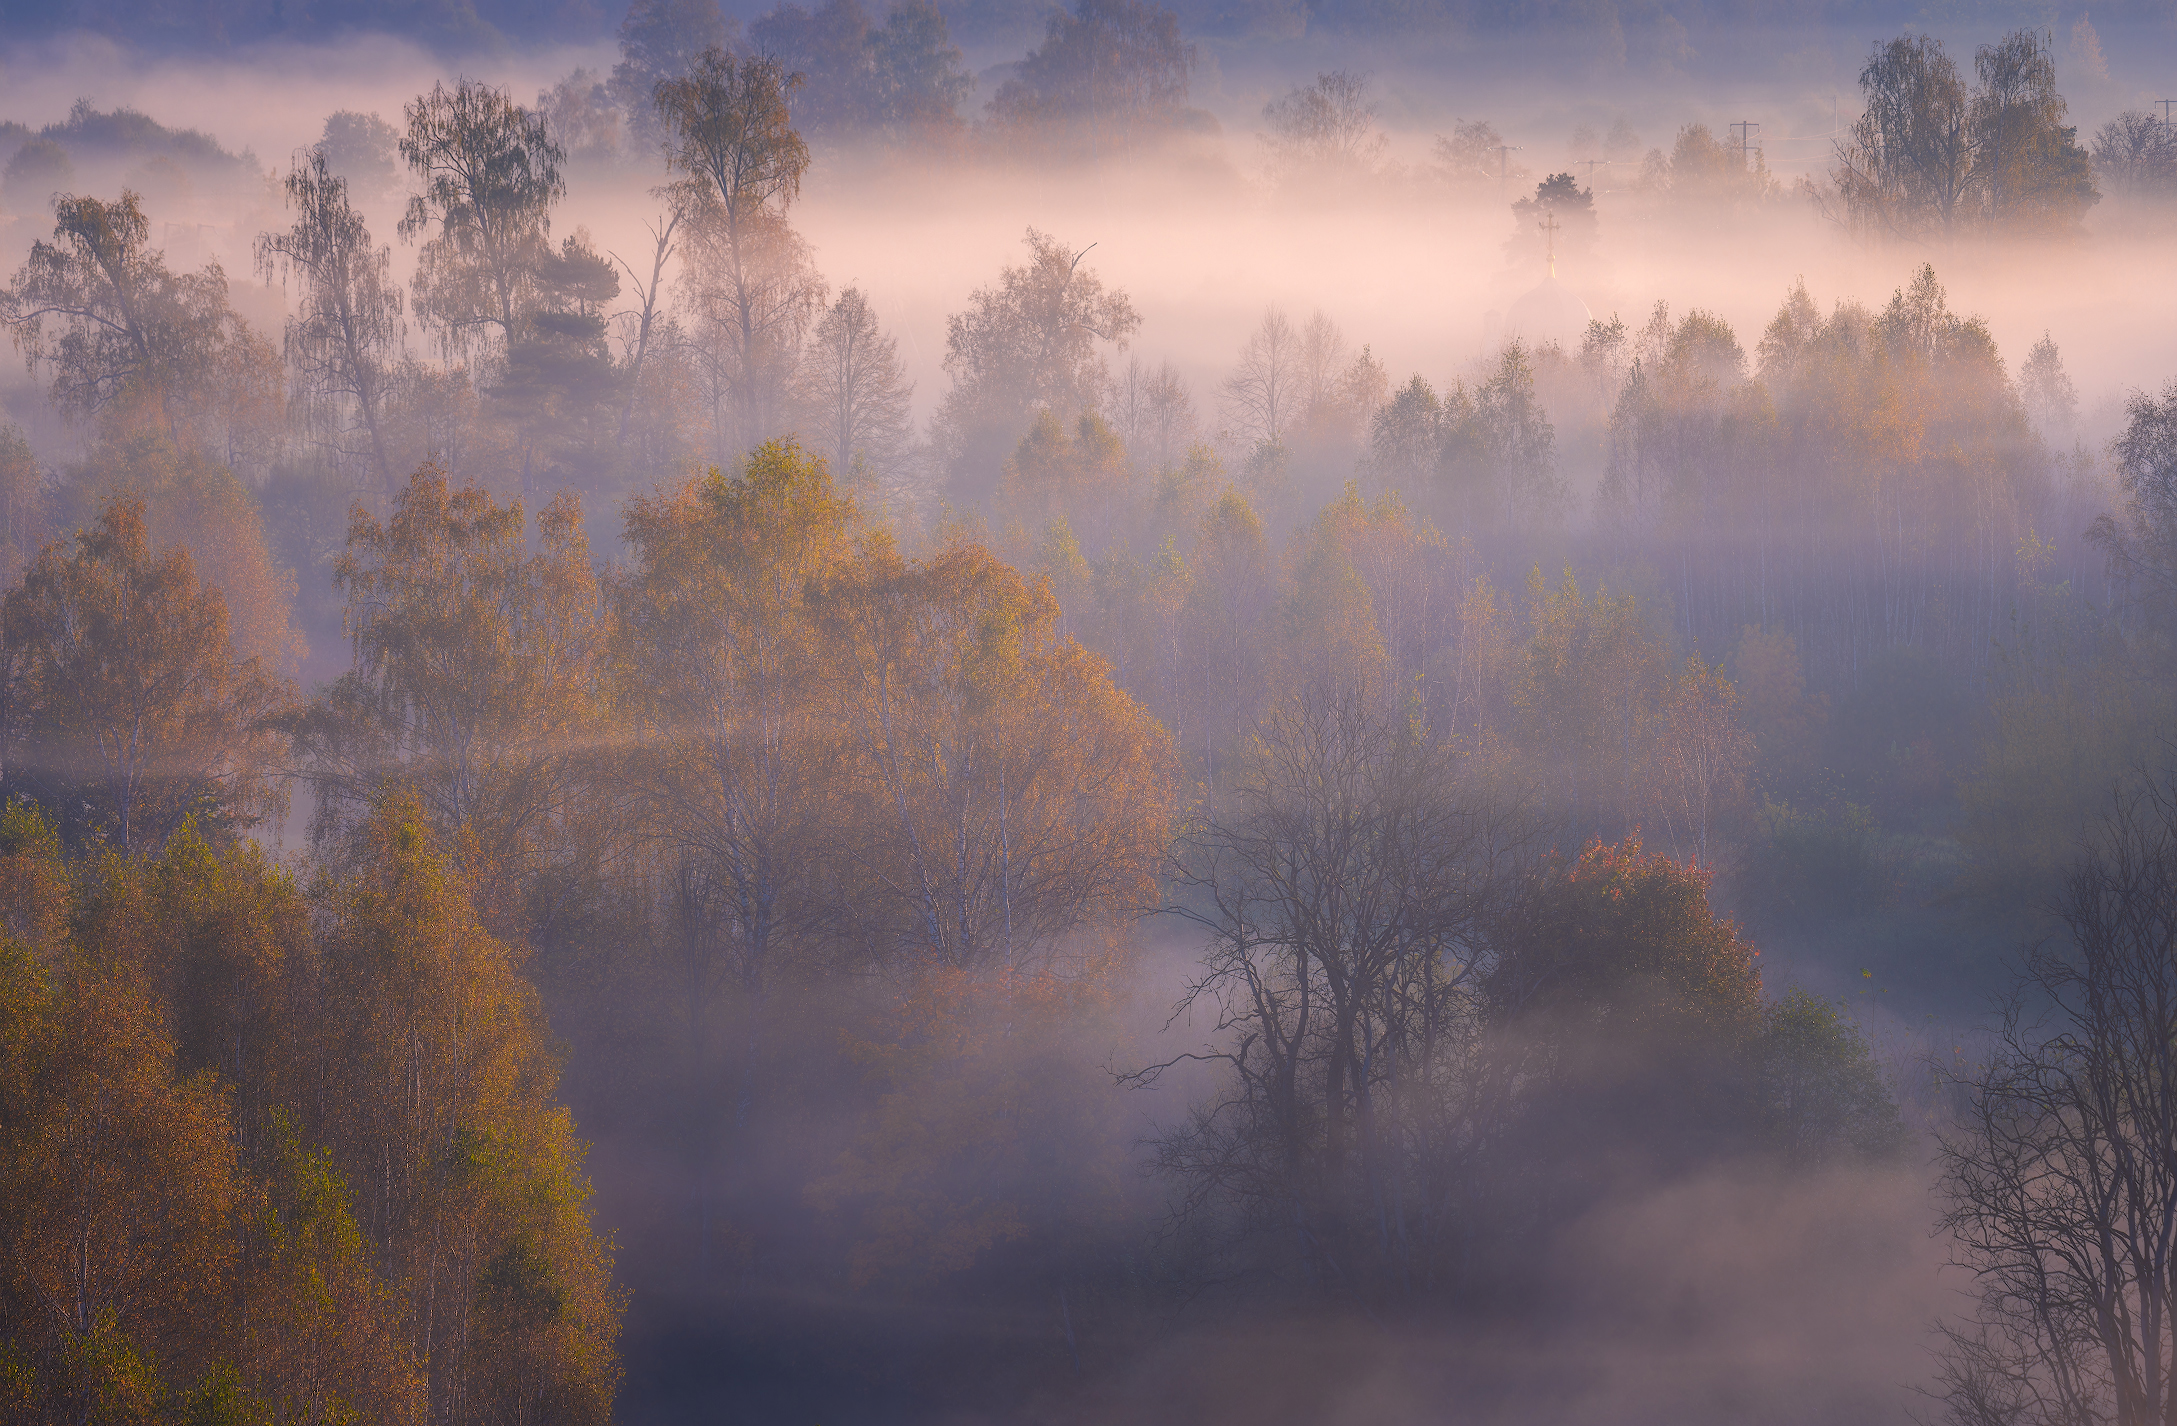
[[398, 79, 566, 355], [984, 0, 1196, 156], [257, 146, 405, 495], [1936, 770, 2177, 1426]]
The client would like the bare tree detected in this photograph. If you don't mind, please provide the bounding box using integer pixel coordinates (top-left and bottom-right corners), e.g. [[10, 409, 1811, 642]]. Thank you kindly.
[[1262, 71, 1387, 176], [1935, 769, 2177, 1426], [1112, 355, 1196, 472], [608, 205, 684, 443], [2092, 111, 2177, 201], [1221, 307, 1299, 450], [1138, 681, 1512, 1298]]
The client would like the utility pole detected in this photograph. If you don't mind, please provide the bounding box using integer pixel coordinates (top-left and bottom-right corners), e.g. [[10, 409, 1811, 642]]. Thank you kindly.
[[1539, 211, 1561, 278], [2160, 98, 2176, 140], [1730, 120, 1760, 171], [1497, 143, 1520, 197]]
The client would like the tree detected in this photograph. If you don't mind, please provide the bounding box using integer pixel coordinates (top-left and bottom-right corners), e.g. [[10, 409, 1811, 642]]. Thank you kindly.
[[1652, 653, 1755, 863], [1934, 770, 2177, 1426], [1465, 342, 1561, 524], [1111, 355, 1196, 473], [1831, 34, 1975, 237], [607, 207, 685, 449], [984, 0, 1196, 156], [51, 433, 303, 672], [616, 438, 854, 996], [0, 913, 244, 1424], [1511, 569, 1667, 835], [2089, 379, 2177, 637], [1432, 118, 1524, 193], [1261, 70, 1385, 176], [869, 0, 974, 142], [0, 788, 622, 1426], [291, 466, 605, 895], [614, 440, 853, 1250], [304, 796, 621, 1425], [1481, 837, 1774, 1244], [819, 535, 1174, 970], [1, 192, 274, 447], [996, 409, 1128, 545], [2018, 332, 2077, 438], [1756, 989, 1908, 1167], [537, 68, 626, 166], [656, 48, 811, 229], [753, 0, 973, 142], [1639, 123, 1778, 204], [680, 210, 826, 465], [398, 79, 567, 355], [933, 228, 1140, 503], [1831, 29, 2095, 236], [657, 49, 821, 461], [753, 0, 880, 134], [493, 229, 626, 495], [1366, 375, 1443, 490], [1221, 307, 1298, 450], [256, 145, 406, 496], [1, 497, 290, 850], [2091, 111, 2177, 201], [1143, 681, 1509, 1298], [799, 286, 914, 504], [611, 0, 739, 155], [0, 424, 43, 587], [1972, 29, 2096, 231], [1, 138, 74, 217], [317, 109, 401, 208], [1509, 172, 1598, 264]]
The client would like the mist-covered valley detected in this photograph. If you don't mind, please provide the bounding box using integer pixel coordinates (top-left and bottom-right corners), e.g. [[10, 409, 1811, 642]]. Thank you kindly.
[[3, 1, 2177, 1421]]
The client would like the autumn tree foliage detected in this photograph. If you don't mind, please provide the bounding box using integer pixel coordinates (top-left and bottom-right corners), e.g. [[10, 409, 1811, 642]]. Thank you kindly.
[[821, 533, 1175, 970], [0, 797, 620, 1423], [616, 437, 858, 994], [0, 498, 289, 850], [292, 465, 606, 906]]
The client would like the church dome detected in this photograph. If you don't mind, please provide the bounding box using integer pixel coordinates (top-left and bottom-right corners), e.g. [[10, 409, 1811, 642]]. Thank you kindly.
[[1504, 274, 1593, 351]]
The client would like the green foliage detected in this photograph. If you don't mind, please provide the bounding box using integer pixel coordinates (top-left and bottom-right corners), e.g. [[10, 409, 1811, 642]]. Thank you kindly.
[[1756, 989, 1909, 1164]]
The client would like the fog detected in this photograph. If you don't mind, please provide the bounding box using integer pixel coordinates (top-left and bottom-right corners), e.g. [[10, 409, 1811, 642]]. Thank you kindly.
[[3, 5, 2176, 1423], [7, 25, 2174, 428]]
